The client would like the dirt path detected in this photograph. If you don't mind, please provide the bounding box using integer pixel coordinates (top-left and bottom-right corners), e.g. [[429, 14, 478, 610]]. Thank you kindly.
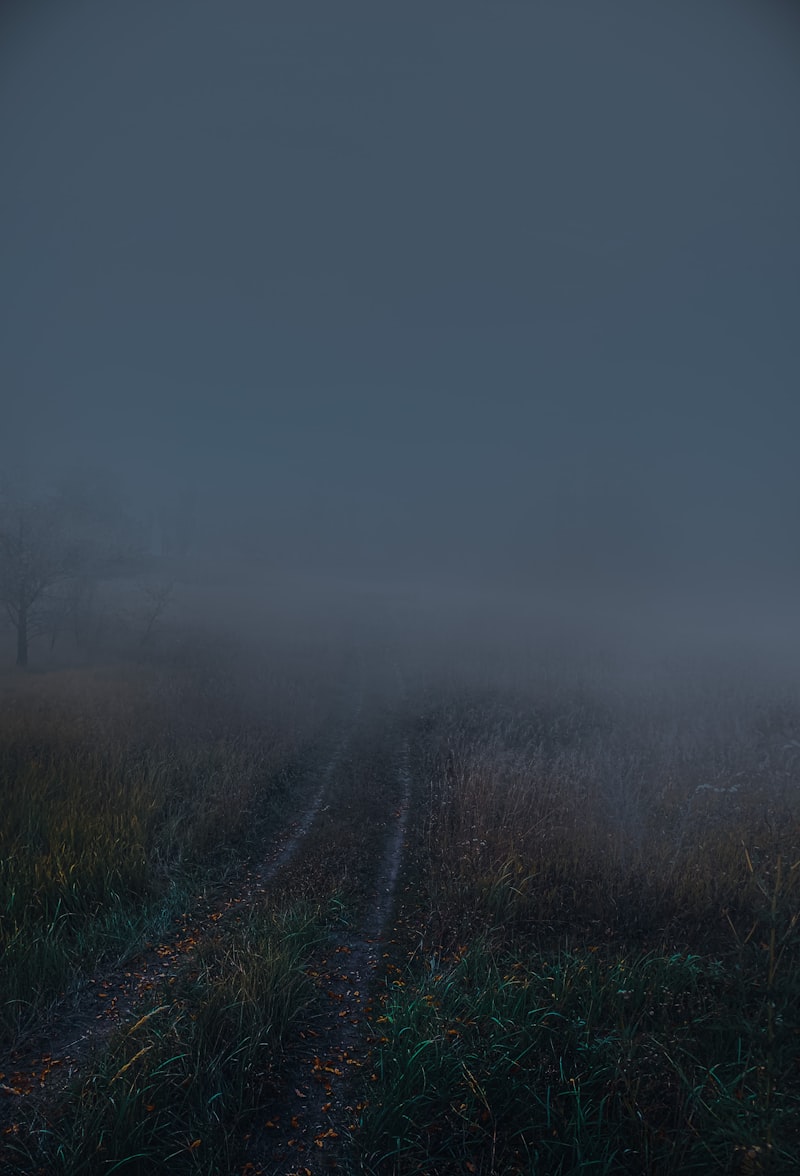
[[0, 716, 358, 1130], [247, 736, 412, 1174]]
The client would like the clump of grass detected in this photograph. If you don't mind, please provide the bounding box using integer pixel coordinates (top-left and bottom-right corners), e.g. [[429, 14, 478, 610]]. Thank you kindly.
[[3, 900, 331, 1174], [361, 937, 799, 1174]]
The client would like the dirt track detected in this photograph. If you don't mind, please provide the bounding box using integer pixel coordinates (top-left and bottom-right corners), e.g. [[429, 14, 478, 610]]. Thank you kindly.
[[0, 706, 359, 1135], [1, 676, 415, 1173], [248, 735, 412, 1172]]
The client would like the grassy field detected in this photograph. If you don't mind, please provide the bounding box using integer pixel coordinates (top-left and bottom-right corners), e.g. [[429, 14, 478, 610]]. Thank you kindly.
[[2, 648, 799, 1173], [11, 900, 333, 1174], [357, 671, 800, 1174], [0, 654, 339, 1048]]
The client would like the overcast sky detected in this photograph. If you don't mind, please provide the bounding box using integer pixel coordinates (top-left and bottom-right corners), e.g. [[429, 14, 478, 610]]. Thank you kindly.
[[1, 1, 799, 620]]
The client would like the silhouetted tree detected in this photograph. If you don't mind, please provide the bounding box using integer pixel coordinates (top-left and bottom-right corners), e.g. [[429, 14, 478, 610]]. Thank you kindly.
[[137, 580, 174, 646], [0, 471, 144, 666], [0, 493, 83, 666]]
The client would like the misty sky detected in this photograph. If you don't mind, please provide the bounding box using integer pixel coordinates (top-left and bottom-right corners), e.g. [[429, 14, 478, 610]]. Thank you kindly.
[[1, 1, 799, 609]]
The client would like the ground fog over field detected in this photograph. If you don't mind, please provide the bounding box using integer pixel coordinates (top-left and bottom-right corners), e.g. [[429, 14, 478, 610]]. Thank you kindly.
[[2, 2, 800, 1172]]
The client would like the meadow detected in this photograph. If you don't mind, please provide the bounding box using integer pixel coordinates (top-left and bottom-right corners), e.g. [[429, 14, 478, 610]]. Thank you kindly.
[[360, 665, 800, 1174], [1, 640, 798, 1173], [0, 648, 340, 1045]]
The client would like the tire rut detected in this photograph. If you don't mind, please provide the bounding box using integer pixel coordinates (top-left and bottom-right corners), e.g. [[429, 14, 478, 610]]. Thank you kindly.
[[247, 735, 412, 1174], [0, 718, 358, 1131]]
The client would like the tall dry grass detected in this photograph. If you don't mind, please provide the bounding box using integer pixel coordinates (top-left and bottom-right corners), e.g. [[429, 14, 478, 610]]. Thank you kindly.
[[359, 668, 800, 1173], [0, 651, 345, 1041]]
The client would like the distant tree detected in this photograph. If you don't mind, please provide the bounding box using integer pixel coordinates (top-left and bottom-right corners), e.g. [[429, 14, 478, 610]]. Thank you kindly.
[[137, 580, 174, 647], [0, 470, 145, 667], [0, 491, 84, 666], [40, 571, 98, 655]]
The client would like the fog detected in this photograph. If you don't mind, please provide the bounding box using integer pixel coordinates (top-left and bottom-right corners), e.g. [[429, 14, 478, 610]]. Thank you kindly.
[[2, 0, 800, 677]]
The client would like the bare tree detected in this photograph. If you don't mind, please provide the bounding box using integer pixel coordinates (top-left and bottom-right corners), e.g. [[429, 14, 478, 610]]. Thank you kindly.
[[138, 580, 174, 647], [0, 470, 145, 667], [0, 493, 84, 667]]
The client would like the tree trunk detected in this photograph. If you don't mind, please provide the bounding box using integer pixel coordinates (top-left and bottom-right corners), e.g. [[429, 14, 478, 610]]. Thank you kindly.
[[16, 606, 28, 667]]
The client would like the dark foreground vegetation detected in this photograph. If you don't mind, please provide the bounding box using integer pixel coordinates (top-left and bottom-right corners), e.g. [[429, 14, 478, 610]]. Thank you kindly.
[[0, 651, 337, 1044], [360, 670, 800, 1175], [1, 644, 799, 1174]]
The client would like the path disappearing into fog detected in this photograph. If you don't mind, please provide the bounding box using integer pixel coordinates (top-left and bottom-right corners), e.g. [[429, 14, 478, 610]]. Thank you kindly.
[[248, 731, 412, 1171], [0, 672, 415, 1175], [0, 685, 366, 1126]]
